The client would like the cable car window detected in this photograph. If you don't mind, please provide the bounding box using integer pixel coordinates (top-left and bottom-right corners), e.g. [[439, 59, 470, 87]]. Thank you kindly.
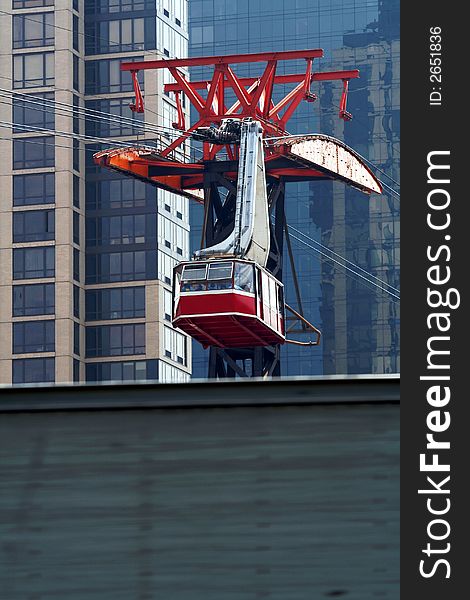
[[182, 264, 207, 281], [207, 262, 233, 280], [207, 280, 232, 290], [278, 285, 284, 313], [182, 282, 206, 292], [234, 263, 254, 293], [269, 277, 277, 311]]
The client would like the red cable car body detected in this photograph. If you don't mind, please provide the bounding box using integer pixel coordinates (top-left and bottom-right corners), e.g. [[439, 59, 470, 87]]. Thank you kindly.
[[173, 259, 285, 348]]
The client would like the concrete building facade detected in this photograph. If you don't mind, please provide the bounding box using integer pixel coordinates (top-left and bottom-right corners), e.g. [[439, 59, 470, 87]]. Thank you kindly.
[[0, 0, 191, 384]]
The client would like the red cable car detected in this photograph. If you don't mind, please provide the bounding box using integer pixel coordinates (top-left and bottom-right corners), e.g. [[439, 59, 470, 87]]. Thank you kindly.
[[173, 259, 285, 348]]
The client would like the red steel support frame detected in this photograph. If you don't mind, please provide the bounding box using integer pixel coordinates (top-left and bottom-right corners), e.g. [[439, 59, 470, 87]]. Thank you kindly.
[[121, 50, 359, 159]]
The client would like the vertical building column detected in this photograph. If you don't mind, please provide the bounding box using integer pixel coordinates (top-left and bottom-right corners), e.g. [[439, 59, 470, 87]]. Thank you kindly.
[[0, 14, 14, 383], [54, 1, 83, 382]]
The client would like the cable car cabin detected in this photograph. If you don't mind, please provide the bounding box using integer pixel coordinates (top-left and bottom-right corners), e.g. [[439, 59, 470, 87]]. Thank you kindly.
[[173, 259, 285, 348]]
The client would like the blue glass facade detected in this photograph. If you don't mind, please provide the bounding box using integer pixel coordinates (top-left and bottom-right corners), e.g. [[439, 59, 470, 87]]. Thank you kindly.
[[189, 0, 400, 376], [83, 0, 157, 370]]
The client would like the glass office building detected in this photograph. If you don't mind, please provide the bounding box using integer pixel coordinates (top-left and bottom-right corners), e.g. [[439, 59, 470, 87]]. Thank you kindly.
[[0, 0, 192, 384], [188, 0, 400, 376]]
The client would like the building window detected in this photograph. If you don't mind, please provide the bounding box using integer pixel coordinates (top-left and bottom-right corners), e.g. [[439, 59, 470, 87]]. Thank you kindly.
[[85, 57, 143, 95], [12, 283, 54, 317], [86, 214, 155, 246], [13, 209, 55, 242], [73, 211, 80, 245], [13, 247, 55, 280], [86, 17, 151, 54], [158, 215, 188, 257], [73, 138, 80, 172], [73, 14, 79, 51], [158, 189, 188, 221], [13, 92, 54, 133], [159, 360, 189, 383], [73, 54, 80, 92], [13, 1, 54, 7], [13, 12, 54, 49], [85, 0, 155, 14], [13, 52, 54, 88], [73, 95, 80, 134], [86, 286, 145, 321], [73, 248, 80, 282], [86, 359, 157, 383], [13, 136, 54, 169], [85, 323, 145, 357], [158, 250, 176, 286], [13, 173, 55, 206], [73, 358, 80, 382], [74, 322, 80, 356], [157, 17, 188, 59], [85, 98, 143, 137], [74, 284, 80, 319], [163, 288, 172, 321], [13, 319, 55, 354], [85, 250, 156, 284], [73, 174, 80, 208], [12, 357, 54, 384], [164, 326, 187, 366], [86, 178, 151, 210]]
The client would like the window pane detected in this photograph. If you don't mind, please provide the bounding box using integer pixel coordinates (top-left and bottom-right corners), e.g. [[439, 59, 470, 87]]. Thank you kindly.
[[12, 283, 55, 316], [13, 52, 55, 88], [85, 359, 154, 383], [13, 247, 55, 280], [86, 323, 146, 357], [13, 137, 54, 169], [13, 92, 55, 133], [13, 1, 54, 7], [13, 320, 55, 353], [85, 286, 145, 320], [13, 209, 55, 242], [234, 263, 255, 293], [85, 251, 156, 284], [24, 56, 39, 82], [208, 262, 232, 280], [13, 357, 54, 384], [182, 265, 206, 281]]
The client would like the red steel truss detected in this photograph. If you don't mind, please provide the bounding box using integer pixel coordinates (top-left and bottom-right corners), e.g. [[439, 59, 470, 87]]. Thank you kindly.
[[94, 50, 382, 200], [121, 49, 359, 159]]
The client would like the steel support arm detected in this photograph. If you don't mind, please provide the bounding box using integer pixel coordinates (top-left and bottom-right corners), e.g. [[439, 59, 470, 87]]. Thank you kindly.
[[121, 49, 324, 71]]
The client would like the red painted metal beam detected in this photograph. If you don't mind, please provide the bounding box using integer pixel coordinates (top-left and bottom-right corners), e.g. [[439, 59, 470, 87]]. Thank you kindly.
[[164, 70, 360, 93], [118, 51, 361, 164], [168, 67, 206, 113], [121, 49, 324, 71], [312, 70, 360, 81], [202, 66, 224, 118], [250, 60, 277, 111], [224, 65, 252, 111]]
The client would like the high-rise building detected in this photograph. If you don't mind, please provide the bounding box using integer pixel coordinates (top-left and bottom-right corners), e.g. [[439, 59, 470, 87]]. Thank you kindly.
[[0, 0, 191, 384], [188, 0, 400, 376]]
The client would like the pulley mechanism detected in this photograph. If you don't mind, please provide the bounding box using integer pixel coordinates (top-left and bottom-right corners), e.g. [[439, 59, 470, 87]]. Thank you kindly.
[[192, 119, 243, 145]]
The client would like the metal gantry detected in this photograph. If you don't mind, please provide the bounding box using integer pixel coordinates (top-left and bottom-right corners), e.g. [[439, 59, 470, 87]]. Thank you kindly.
[[94, 49, 382, 379]]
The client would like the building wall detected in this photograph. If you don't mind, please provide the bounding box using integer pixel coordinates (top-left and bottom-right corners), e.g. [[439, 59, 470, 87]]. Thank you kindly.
[[0, 0, 192, 384], [319, 31, 400, 375], [188, 0, 400, 377], [0, 394, 399, 598]]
